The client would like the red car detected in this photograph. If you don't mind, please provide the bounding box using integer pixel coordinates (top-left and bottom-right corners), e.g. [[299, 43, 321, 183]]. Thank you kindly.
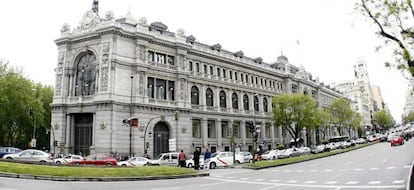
[[69, 154, 117, 166], [390, 136, 404, 146]]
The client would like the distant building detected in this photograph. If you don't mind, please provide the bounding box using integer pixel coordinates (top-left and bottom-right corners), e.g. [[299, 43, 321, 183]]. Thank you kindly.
[[403, 81, 414, 118], [51, 2, 345, 157], [331, 59, 386, 132]]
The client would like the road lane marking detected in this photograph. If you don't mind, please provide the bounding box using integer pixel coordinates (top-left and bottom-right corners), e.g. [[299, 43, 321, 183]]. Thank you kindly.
[[205, 177, 405, 189], [255, 179, 264, 181], [287, 180, 297, 183], [368, 181, 381, 184], [269, 179, 280, 182], [369, 168, 378, 170], [323, 169, 332, 172], [271, 169, 279, 172], [226, 176, 235, 179], [199, 181, 230, 187], [296, 170, 304, 172], [403, 165, 411, 168], [386, 166, 396, 169], [353, 168, 363, 171], [381, 158, 387, 163], [304, 181, 317, 184], [324, 181, 337, 184], [309, 170, 318, 172], [392, 180, 404, 184], [259, 185, 280, 190], [345, 181, 359, 184], [283, 170, 291, 172], [240, 178, 249, 180]]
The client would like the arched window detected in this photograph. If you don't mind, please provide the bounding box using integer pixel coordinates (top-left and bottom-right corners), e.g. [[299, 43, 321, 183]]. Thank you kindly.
[[191, 86, 199, 105], [75, 52, 97, 96], [219, 91, 226, 108], [243, 94, 249, 110], [232, 93, 238, 109], [254, 96, 259, 112], [206, 88, 214, 106], [263, 97, 268, 112]]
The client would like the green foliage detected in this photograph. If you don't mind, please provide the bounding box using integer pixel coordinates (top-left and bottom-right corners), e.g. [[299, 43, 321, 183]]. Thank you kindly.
[[276, 144, 285, 150], [0, 162, 196, 177], [272, 93, 320, 145], [373, 110, 393, 129], [0, 62, 53, 149], [403, 111, 414, 123], [328, 98, 354, 136], [321, 140, 328, 145]]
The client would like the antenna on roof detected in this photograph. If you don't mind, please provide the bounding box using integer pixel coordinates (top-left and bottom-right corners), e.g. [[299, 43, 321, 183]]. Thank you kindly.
[[92, 0, 99, 14]]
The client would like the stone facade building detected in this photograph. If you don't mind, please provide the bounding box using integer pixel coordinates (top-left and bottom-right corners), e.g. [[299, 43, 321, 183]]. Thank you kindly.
[[51, 5, 344, 158]]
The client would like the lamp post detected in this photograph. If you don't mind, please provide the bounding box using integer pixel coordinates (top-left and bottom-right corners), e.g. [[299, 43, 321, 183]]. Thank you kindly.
[[129, 75, 134, 158]]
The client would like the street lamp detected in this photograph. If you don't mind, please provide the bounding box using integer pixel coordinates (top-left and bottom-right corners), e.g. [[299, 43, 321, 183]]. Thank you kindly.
[[129, 75, 134, 158]]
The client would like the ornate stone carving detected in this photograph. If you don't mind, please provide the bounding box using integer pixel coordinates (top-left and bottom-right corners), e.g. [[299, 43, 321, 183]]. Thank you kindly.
[[55, 74, 62, 96], [73, 11, 101, 34], [103, 11, 114, 22], [139, 72, 144, 95], [101, 42, 110, 53], [177, 28, 185, 37], [180, 79, 185, 100], [138, 17, 148, 27], [100, 67, 109, 91], [60, 23, 71, 34], [136, 45, 146, 62], [178, 55, 185, 70], [58, 52, 65, 65]]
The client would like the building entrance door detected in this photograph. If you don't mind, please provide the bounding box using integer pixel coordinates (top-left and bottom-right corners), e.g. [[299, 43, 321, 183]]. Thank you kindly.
[[74, 114, 93, 156], [153, 122, 169, 158]]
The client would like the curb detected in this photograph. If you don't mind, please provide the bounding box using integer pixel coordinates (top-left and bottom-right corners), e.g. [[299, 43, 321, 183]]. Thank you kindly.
[[0, 172, 209, 182]]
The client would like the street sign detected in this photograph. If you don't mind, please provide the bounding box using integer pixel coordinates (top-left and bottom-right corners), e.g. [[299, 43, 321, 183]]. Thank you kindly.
[[31, 138, 36, 148]]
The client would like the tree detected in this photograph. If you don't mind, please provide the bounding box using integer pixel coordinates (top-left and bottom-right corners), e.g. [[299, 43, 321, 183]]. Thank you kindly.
[[316, 109, 333, 142], [358, 0, 414, 76], [272, 94, 319, 146], [0, 60, 53, 149], [329, 98, 353, 136], [403, 111, 414, 124], [349, 111, 363, 138], [374, 110, 393, 130]]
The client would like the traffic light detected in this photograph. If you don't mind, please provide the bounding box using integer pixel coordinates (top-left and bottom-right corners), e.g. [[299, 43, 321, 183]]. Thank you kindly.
[[233, 126, 238, 136], [29, 108, 33, 117], [254, 132, 258, 142], [53, 140, 58, 147], [248, 123, 254, 133]]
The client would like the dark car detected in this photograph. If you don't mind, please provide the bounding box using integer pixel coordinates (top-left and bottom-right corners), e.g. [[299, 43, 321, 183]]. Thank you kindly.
[[0, 147, 21, 158], [69, 154, 117, 166]]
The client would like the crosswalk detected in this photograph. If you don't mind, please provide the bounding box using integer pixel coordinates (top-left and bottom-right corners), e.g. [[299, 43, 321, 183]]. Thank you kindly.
[[265, 165, 410, 173]]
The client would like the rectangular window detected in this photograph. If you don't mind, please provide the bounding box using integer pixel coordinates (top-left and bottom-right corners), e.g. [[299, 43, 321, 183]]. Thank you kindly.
[[196, 63, 200, 72], [217, 68, 220, 77], [233, 122, 241, 138], [223, 69, 226, 78], [156, 79, 166, 99], [156, 53, 165, 64], [204, 65, 207, 74], [229, 71, 233, 80], [265, 123, 271, 138], [246, 122, 253, 138], [189, 61, 193, 71], [148, 51, 154, 62], [192, 119, 201, 138], [167, 55, 174, 65], [147, 77, 154, 98], [235, 72, 238, 81], [221, 121, 229, 138], [241, 74, 244, 82], [168, 81, 174, 101], [208, 120, 216, 138], [209, 66, 213, 75], [251, 76, 254, 84]]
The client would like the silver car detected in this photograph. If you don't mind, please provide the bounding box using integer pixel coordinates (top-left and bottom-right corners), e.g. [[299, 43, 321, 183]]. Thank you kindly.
[[2, 149, 53, 163]]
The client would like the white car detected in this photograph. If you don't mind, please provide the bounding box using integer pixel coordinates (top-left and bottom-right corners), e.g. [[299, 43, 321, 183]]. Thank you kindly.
[[3, 149, 53, 163], [261, 150, 278, 160], [54, 155, 83, 164], [117, 157, 150, 167], [204, 151, 236, 169], [185, 155, 204, 168]]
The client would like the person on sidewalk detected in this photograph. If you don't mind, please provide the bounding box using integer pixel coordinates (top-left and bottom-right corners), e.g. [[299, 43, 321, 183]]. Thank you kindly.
[[193, 148, 200, 170], [178, 149, 187, 167]]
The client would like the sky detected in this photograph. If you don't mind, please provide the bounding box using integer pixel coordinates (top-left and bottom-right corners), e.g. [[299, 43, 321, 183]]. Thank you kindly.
[[0, 0, 409, 122]]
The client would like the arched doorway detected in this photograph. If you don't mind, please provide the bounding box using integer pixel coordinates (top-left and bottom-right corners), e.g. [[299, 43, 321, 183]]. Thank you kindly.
[[153, 122, 169, 158]]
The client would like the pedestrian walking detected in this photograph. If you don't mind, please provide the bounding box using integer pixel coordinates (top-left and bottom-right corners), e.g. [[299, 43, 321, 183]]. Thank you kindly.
[[178, 149, 187, 167], [193, 148, 200, 170], [204, 148, 211, 160]]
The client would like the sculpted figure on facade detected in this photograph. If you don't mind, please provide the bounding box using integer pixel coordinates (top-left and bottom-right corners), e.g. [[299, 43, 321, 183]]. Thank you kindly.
[[136, 45, 146, 62], [100, 67, 108, 91], [177, 28, 185, 37], [55, 74, 62, 96], [139, 71, 144, 95], [58, 52, 65, 65], [73, 11, 101, 34], [60, 23, 71, 35], [138, 17, 148, 27], [103, 11, 114, 22]]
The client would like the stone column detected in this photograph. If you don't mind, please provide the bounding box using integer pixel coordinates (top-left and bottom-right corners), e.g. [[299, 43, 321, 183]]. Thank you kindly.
[[216, 119, 222, 149], [241, 121, 246, 148], [202, 118, 208, 148], [64, 114, 71, 155]]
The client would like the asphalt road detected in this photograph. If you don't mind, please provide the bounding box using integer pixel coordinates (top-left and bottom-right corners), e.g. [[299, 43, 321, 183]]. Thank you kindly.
[[1, 140, 413, 190]]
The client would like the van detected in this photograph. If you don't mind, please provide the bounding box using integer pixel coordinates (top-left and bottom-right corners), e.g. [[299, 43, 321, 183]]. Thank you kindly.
[[149, 152, 179, 166]]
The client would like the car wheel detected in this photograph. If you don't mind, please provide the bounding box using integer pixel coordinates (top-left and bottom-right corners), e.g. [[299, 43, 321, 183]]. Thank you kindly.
[[235, 160, 241, 164], [40, 160, 46, 163], [122, 164, 127, 167], [105, 163, 112, 166], [188, 163, 193, 168], [209, 162, 216, 169], [56, 161, 61, 164], [75, 162, 80, 165], [5, 157, 12, 160], [272, 156, 276, 160]]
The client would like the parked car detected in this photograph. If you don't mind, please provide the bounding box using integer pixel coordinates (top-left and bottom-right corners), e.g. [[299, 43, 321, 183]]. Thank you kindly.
[[150, 152, 179, 166], [0, 147, 21, 158], [310, 145, 325, 154], [378, 134, 388, 142], [2, 149, 53, 163], [69, 154, 117, 166], [54, 154, 83, 164], [186, 155, 204, 168], [390, 136, 404, 146], [204, 151, 236, 169], [260, 150, 278, 160], [298, 147, 311, 155], [117, 156, 150, 167], [237, 151, 253, 163]]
